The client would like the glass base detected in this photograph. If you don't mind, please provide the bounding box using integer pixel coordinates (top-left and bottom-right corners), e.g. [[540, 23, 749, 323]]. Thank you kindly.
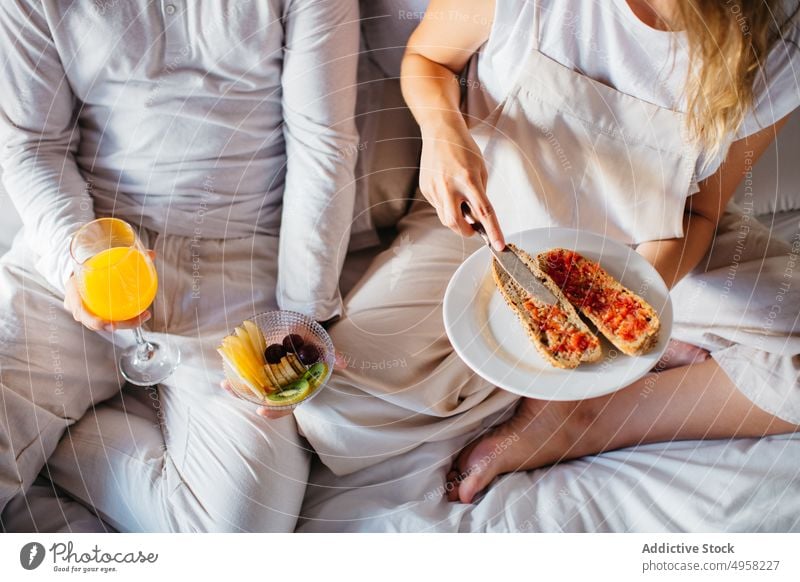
[[119, 340, 181, 386]]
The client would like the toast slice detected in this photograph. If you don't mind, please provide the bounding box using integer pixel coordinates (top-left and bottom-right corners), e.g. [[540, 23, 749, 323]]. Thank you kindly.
[[492, 244, 602, 369], [537, 248, 660, 356]]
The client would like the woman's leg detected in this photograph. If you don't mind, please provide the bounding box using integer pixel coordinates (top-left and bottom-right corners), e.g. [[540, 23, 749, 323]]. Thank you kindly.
[[296, 199, 519, 476], [450, 208, 800, 502], [451, 358, 799, 503]]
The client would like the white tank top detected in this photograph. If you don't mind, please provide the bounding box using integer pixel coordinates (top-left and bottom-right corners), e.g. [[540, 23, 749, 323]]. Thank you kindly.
[[468, 0, 800, 181]]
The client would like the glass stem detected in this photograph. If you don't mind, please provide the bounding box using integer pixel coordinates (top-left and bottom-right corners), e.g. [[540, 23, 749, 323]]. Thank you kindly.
[[133, 326, 155, 363]]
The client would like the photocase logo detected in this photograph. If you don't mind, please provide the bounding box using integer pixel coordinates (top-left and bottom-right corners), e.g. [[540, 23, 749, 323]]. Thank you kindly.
[[20, 542, 46, 570]]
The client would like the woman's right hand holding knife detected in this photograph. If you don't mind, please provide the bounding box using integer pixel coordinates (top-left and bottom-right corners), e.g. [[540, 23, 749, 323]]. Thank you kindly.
[[400, 0, 504, 251]]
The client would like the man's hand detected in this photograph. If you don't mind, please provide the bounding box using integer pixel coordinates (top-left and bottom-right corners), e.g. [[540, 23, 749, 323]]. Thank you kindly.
[[220, 352, 349, 419], [63, 250, 155, 332]]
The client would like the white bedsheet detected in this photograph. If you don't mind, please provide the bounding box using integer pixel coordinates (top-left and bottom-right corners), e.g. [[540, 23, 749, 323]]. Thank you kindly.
[[6, 402, 798, 532], [297, 432, 800, 532]]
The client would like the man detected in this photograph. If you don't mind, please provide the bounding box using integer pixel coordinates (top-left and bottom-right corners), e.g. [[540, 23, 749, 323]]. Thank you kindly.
[[0, 0, 359, 531]]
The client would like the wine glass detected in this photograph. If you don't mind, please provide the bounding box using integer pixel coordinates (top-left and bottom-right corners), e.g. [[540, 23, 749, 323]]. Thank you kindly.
[[70, 218, 180, 386]]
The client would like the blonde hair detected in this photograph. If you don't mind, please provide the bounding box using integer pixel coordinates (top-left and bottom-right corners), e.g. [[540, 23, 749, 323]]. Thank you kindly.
[[675, 1, 798, 157]]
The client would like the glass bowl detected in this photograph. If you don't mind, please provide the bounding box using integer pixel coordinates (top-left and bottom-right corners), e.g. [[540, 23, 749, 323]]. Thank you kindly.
[[221, 310, 335, 411]]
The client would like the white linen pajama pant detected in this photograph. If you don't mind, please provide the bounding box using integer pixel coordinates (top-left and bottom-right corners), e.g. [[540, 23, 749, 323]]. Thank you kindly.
[[0, 230, 309, 532], [296, 199, 800, 477]]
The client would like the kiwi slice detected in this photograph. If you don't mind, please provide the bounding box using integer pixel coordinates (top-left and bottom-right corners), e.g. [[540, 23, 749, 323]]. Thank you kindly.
[[266, 378, 311, 405], [304, 362, 328, 387]]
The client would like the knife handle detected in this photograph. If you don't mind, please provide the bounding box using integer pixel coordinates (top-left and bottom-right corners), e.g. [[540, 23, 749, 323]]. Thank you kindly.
[[460, 202, 491, 246]]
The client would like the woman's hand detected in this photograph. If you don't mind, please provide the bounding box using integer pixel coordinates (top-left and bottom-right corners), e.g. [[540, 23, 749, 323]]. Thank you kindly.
[[63, 249, 156, 332], [419, 123, 505, 251], [220, 351, 350, 419]]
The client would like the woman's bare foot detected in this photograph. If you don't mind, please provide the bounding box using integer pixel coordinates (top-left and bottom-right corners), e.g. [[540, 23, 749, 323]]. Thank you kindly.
[[655, 339, 710, 371], [447, 397, 594, 504], [445, 342, 712, 504], [447, 352, 796, 504]]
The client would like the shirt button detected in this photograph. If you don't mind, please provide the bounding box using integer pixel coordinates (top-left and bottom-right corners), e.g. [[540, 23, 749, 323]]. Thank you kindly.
[[165, 4, 176, 15]]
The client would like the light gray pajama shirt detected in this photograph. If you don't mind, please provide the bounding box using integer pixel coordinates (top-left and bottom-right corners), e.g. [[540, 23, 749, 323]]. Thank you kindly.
[[0, 0, 360, 320]]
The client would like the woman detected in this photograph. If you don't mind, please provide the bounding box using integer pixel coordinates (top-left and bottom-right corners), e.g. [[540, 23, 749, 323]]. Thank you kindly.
[[296, 0, 800, 505]]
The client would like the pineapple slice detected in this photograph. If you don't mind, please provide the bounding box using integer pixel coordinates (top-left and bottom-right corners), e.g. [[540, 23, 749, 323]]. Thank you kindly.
[[217, 347, 265, 400], [234, 327, 261, 365], [223, 334, 270, 390], [236, 327, 271, 388], [242, 320, 267, 355], [220, 337, 253, 379], [223, 338, 263, 386]]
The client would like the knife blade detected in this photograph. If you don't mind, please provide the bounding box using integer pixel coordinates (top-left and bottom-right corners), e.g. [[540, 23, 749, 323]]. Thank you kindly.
[[461, 203, 559, 306], [489, 246, 559, 306]]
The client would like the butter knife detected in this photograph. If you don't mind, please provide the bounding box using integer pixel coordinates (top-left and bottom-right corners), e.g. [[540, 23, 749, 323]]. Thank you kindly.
[[461, 203, 558, 306]]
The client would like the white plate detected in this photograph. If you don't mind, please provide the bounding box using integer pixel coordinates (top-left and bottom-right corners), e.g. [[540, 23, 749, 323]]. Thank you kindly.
[[443, 228, 673, 400]]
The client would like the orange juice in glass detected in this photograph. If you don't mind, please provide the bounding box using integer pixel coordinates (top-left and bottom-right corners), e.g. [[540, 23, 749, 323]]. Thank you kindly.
[[70, 218, 180, 385], [79, 246, 158, 322]]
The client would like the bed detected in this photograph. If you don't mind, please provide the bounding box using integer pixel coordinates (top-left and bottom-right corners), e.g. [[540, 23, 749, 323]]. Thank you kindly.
[[2, 1, 799, 533]]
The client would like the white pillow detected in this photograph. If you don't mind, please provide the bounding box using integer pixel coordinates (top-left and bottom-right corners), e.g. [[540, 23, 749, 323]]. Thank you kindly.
[[360, 0, 429, 78], [359, 77, 421, 229], [349, 45, 422, 247]]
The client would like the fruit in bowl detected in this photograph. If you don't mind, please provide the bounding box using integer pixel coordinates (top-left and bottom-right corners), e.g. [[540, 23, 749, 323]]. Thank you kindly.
[[217, 311, 334, 408]]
